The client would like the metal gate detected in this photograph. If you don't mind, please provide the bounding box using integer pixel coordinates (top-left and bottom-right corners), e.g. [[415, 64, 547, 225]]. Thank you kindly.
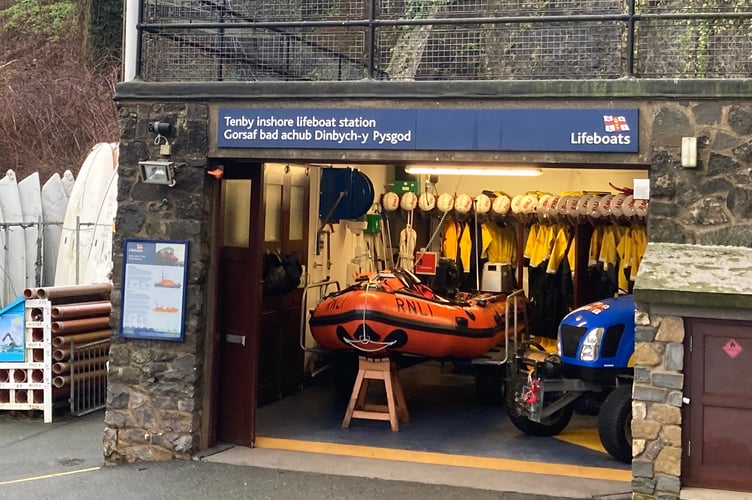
[[67, 339, 110, 416]]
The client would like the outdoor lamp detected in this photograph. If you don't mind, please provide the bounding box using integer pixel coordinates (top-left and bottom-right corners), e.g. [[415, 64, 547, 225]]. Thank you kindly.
[[139, 159, 177, 187]]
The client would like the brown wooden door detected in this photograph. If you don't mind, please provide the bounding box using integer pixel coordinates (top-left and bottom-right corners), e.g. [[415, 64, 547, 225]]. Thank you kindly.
[[684, 317, 752, 492], [258, 163, 308, 406], [216, 164, 263, 446]]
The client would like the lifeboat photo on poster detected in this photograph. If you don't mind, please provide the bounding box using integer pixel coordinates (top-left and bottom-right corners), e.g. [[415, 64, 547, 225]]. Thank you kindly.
[[120, 239, 189, 341], [0, 298, 25, 362]]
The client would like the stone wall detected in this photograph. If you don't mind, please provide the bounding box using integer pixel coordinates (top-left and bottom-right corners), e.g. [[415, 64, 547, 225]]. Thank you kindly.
[[631, 305, 685, 499], [632, 242, 752, 499], [104, 87, 752, 496], [103, 102, 212, 463], [648, 102, 752, 246], [631, 101, 751, 499]]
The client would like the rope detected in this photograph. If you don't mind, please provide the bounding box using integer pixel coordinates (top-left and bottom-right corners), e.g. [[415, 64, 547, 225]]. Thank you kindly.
[[349, 277, 396, 353]]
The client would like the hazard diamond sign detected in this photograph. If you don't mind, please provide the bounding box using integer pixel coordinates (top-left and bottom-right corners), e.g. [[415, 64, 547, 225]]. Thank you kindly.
[[723, 339, 743, 359]]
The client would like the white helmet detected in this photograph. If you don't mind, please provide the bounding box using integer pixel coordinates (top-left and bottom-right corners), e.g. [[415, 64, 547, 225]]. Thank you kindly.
[[538, 194, 553, 217], [611, 193, 627, 217], [588, 196, 602, 218], [510, 194, 525, 214], [564, 196, 579, 216], [454, 193, 473, 214], [474, 193, 492, 214], [576, 195, 592, 216], [521, 194, 538, 215], [418, 192, 436, 212], [634, 198, 649, 218], [400, 191, 418, 211], [437, 192, 455, 213], [622, 195, 635, 217], [598, 194, 614, 218], [548, 195, 562, 217], [492, 195, 511, 215], [382, 192, 400, 211]]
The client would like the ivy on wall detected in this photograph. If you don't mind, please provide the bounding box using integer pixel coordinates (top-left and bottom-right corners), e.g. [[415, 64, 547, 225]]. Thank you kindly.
[[0, 0, 122, 63], [0, 0, 76, 41], [88, 0, 122, 65]]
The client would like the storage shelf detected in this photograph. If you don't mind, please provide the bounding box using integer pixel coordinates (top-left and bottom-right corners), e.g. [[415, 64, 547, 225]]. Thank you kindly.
[[0, 300, 53, 422]]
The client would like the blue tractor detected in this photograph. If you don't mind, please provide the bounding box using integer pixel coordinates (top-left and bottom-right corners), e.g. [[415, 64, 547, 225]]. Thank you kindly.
[[505, 294, 635, 463]]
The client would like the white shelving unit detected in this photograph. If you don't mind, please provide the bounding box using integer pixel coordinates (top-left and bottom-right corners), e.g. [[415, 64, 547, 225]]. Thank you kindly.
[[0, 299, 53, 422]]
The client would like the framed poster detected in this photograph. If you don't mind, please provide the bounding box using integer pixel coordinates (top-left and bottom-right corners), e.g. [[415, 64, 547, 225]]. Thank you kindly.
[[120, 239, 189, 341], [0, 298, 25, 362]]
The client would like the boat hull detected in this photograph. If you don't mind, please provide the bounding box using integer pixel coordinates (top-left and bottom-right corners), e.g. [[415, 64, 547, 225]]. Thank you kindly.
[[309, 285, 519, 359]]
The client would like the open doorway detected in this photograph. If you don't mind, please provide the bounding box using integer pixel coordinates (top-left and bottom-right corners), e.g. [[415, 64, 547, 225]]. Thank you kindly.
[[215, 162, 310, 446]]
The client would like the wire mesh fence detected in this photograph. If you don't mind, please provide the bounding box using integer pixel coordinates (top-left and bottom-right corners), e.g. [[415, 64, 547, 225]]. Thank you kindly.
[[636, 16, 752, 78], [135, 0, 752, 82], [141, 28, 370, 81]]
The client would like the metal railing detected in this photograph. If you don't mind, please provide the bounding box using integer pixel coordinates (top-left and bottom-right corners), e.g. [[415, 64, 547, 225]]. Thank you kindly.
[[66, 339, 110, 416], [132, 0, 752, 82]]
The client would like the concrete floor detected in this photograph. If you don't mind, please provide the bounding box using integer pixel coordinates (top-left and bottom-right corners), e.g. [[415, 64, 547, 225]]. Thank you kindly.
[[256, 360, 628, 468], [208, 360, 633, 498], [205, 359, 752, 498]]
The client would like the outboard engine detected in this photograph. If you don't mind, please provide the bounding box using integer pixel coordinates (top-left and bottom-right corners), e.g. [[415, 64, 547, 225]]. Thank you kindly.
[[429, 258, 463, 299]]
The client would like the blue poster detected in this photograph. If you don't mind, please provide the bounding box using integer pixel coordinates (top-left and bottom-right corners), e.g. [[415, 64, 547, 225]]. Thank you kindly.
[[217, 108, 639, 153], [120, 239, 189, 341], [0, 298, 25, 362]]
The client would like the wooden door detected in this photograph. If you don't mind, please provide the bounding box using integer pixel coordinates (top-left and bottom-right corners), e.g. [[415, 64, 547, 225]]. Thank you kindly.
[[258, 164, 309, 406], [683, 317, 752, 492], [216, 165, 263, 446]]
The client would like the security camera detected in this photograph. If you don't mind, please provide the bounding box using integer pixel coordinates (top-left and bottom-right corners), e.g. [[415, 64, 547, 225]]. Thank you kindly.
[[148, 121, 172, 135]]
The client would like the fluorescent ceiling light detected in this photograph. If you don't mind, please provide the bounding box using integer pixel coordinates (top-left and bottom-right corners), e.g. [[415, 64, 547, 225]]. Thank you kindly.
[[404, 166, 543, 177]]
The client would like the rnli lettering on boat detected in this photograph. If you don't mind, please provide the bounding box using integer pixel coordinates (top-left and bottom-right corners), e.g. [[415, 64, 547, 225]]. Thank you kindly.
[[394, 297, 433, 317]]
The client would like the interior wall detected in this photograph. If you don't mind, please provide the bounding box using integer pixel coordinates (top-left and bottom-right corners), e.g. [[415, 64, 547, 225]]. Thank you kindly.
[[303, 164, 393, 361], [430, 168, 648, 197], [309, 165, 647, 291], [302, 164, 647, 371], [307, 164, 393, 288]]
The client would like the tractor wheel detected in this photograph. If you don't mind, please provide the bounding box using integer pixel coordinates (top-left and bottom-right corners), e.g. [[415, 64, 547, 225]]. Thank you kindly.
[[504, 374, 574, 436], [598, 384, 633, 463]]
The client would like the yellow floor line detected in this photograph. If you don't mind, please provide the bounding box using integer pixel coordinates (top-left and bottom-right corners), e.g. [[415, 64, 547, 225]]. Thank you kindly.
[[554, 428, 608, 454], [255, 437, 630, 482], [0, 466, 101, 485]]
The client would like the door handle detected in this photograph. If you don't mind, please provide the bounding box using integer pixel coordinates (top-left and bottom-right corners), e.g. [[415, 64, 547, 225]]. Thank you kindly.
[[226, 334, 246, 346]]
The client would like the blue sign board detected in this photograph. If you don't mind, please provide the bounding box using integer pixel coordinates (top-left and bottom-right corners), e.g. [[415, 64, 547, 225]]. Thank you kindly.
[[217, 108, 638, 153]]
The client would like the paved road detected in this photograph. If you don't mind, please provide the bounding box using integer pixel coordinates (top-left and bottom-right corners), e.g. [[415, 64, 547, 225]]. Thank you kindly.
[[0, 410, 624, 500]]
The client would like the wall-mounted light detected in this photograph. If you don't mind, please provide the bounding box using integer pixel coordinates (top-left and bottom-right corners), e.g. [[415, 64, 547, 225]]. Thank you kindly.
[[404, 165, 543, 177], [139, 160, 177, 187], [681, 137, 697, 168]]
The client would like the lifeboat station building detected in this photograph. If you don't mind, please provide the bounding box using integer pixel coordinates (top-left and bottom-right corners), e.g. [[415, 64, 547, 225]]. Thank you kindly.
[[110, 1, 752, 498]]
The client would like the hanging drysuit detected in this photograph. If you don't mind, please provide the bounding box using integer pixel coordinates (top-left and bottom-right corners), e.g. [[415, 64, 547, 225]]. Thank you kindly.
[[526, 222, 574, 339]]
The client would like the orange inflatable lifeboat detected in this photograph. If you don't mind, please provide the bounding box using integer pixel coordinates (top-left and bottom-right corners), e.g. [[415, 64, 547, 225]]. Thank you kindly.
[[309, 269, 524, 359]]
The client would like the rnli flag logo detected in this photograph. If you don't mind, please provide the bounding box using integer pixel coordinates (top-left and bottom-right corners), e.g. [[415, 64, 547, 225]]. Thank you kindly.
[[603, 115, 630, 133], [136, 243, 143, 251]]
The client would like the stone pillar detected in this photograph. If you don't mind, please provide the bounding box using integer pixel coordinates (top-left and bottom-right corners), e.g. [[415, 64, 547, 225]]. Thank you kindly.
[[632, 304, 684, 500], [104, 101, 212, 463]]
